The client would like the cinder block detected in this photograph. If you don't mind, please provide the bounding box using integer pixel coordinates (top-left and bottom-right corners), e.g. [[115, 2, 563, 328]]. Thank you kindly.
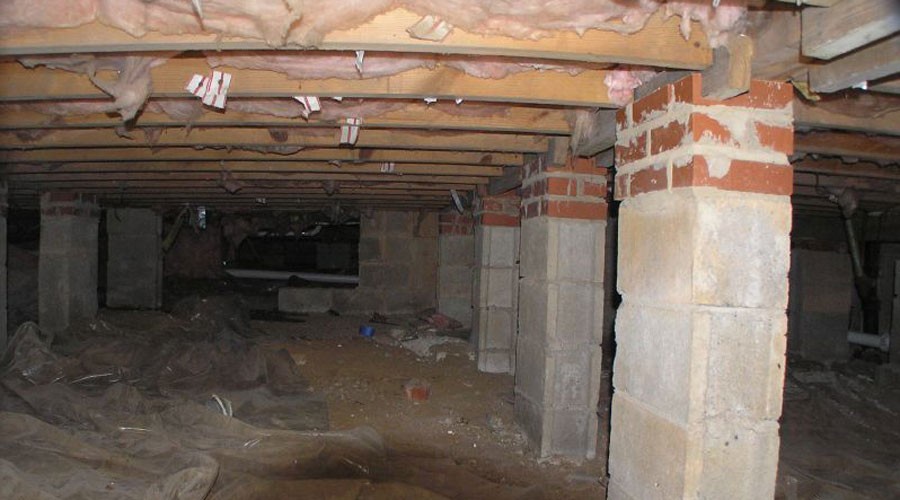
[[557, 219, 605, 283], [691, 418, 780, 499], [514, 335, 547, 405], [278, 287, 334, 313], [617, 191, 695, 304], [546, 348, 593, 410], [484, 308, 514, 350], [357, 237, 381, 262], [692, 191, 791, 309], [486, 267, 516, 308], [608, 393, 688, 500], [477, 349, 512, 373], [488, 226, 519, 267], [439, 234, 475, 267], [613, 303, 694, 426], [520, 218, 550, 279], [698, 308, 787, 421], [552, 281, 598, 348], [517, 279, 549, 344], [545, 407, 593, 457]]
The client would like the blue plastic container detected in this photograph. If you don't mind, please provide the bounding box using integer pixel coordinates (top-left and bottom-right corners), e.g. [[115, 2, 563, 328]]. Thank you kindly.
[[359, 325, 375, 338]]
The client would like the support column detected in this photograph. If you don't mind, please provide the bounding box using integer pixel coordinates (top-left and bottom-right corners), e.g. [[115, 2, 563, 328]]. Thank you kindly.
[[516, 154, 608, 458], [437, 210, 475, 328], [608, 75, 793, 499], [473, 191, 521, 373], [106, 208, 163, 309], [39, 192, 100, 336]]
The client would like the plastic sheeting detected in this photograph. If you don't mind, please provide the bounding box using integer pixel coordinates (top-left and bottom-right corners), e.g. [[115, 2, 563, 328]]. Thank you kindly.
[[0, 297, 415, 499]]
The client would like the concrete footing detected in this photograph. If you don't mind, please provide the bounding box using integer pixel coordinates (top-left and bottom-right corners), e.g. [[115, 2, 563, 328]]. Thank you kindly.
[[39, 193, 100, 336], [106, 208, 163, 309]]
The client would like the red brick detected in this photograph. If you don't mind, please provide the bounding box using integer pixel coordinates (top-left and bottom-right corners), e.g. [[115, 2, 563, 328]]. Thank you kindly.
[[754, 122, 794, 155], [581, 180, 607, 198], [672, 74, 702, 105], [672, 74, 792, 110], [567, 157, 597, 174], [45, 192, 78, 203], [547, 177, 575, 196], [693, 156, 793, 195], [616, 132, 648, 165], [404, 379, 431, 402], [650, 120, 688, 155], [629, 166, 668, 197], [614, 173, 630, 200], [691, 112, 733, 145], [523, 201, 541, 219], [546, 200, 608, 220], [616, 105, 630, 132], [480, 213, 520, 227], [632, 83, 672, 124]]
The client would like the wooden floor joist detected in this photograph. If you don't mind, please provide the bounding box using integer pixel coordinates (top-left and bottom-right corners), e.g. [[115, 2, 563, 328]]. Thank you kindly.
[[794, 94, 900, 137], [8, 173, 490, 186], [0, 128, 550, 153], [794, 131, 900, 162], [0, 60, 615, 107], [2, 161, 503, 176], [0, 9, 711, 69], [0, 105, 572, 136], [0, 148, 522, 166]]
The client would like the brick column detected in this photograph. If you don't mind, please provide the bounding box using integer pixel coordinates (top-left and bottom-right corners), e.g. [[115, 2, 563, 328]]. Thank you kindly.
[[39, 192, 100, 336], [608, 75, 793, 499], [516, 155, 608, 458], [437, 210, 475, 328], [473, 191, 521, 373], [106, 208, 163, 309], [0, 184, 7, 352]]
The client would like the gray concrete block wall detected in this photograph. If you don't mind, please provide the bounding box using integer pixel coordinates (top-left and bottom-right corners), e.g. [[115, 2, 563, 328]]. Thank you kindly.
[[474, 225, 519, 373], [39, 194, 100, 336], [280, 210, 438, 315], [106, 208, 163, 309], [515, 216, 605, 459], [608, 188, 790, 500], [787, 249, 853, 363], [438, 232, 474, 327]]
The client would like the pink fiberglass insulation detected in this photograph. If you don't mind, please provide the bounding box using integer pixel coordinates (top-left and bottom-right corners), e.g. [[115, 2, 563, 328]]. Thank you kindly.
[[18, 55, 170, 122], [4, 0, 746, 47], [208, 53, 594, 81], [665, 0, 746, 48], [604, 69, 658, 106]]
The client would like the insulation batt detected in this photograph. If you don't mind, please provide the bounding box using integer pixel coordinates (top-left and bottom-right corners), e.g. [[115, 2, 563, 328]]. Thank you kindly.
[[207, 53, 596, 81], [4, 0, 745, 47], [18, 55, 171, 122], [605, 69, 658, 106]]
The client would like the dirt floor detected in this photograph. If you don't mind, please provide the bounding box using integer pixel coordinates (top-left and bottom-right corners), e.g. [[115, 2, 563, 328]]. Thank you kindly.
[[4, 290, 900, 499], [259, 313, 606, 499]]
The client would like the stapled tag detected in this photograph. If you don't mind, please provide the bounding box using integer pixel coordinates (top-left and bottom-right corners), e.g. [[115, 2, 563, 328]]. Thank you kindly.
[[340, 117, 362, 145]]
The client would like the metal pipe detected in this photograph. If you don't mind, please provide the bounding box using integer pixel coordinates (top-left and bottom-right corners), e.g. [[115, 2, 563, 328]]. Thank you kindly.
[[224, 268, 359, 285], [847, 330, 890, 352]]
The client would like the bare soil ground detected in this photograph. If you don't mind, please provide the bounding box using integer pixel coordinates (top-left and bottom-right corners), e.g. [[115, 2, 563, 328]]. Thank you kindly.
[[259, 313, 607, 499]]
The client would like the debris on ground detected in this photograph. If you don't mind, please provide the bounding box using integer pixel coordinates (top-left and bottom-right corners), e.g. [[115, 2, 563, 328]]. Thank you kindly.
[[420, 310, 463, 330], [404, 379, 432, 401]]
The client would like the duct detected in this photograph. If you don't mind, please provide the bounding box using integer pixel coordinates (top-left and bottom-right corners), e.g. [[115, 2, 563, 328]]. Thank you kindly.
[[847, 330, 890, 352], [225, 268, 359, 284]]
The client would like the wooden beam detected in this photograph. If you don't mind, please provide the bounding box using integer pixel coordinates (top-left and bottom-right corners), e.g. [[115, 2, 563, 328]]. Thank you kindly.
[[771, 0, 840, 6], [701, 34, 753, 99], [570, 109, 617, 157], [0, 103, 572, 136], [792, 157, 900, 180], [793, 93, 900, 136], [795, 171, 900, 194], [809, 36, 900, 93], [794, 131, 900, 162], [0, 59, 615, 107], [870, 76, 900, 94], [0, 128, 550, 153], [794, 185, 900, 204], [802, 0, 900, 60], [748, 9, 806, 81], [2, 161, 502, 176], [0, 148, 522, 166], [487, 166, 522, 195], [0, 9, 711, 70], [6, 173, 490, 185]]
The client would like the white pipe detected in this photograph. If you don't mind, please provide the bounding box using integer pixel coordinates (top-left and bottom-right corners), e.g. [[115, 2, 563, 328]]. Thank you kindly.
[[224, 268, 359, 285], [847, 330, 890, 352]]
